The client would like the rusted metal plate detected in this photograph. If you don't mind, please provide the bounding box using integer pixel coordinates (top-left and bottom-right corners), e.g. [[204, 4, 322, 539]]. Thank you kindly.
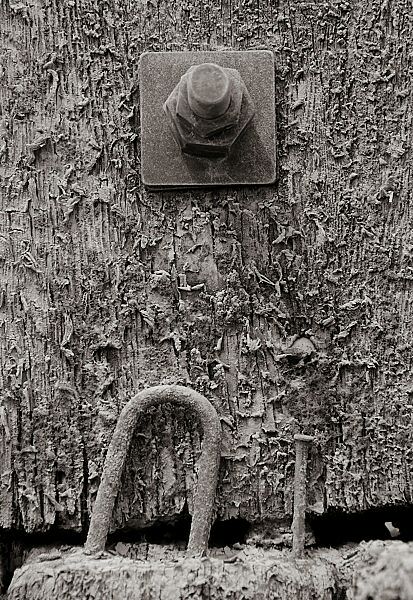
[[139, 51, 276, 189]]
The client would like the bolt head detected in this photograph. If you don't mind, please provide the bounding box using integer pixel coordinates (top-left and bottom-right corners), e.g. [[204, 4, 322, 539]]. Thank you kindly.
[[163, 63, 255, 158], [187, 63, 231, 119]]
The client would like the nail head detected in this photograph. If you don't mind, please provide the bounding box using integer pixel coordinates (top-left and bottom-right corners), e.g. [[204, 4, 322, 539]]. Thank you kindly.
[[294, 434, 315, 443]]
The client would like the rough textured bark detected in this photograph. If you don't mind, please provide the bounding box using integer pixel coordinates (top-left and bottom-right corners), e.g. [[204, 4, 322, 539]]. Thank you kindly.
[[0, 0, 412, 554]]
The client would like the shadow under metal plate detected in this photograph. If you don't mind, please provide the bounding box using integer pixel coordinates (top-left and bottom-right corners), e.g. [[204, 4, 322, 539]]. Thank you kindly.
[[139, 51, 276, 189]]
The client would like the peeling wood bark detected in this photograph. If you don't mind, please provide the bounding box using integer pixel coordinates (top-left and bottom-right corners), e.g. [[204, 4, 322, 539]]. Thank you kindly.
[[0, 0, 412, 543]]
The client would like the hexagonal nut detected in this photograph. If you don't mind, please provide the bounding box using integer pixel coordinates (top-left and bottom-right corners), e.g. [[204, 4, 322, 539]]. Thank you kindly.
[[176, 66, 244, 138], [163, 64, 255, 158]]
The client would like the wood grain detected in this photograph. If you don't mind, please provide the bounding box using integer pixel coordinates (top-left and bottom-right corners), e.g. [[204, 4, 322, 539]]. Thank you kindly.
[[0, 0, 412, 540]]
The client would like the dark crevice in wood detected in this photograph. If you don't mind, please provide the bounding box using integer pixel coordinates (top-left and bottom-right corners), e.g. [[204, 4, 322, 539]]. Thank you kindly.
[[310, 504, 413, 547], [209, 517, 251, 547], [107, 510, 192, 546], [107, 515, 250, 548]]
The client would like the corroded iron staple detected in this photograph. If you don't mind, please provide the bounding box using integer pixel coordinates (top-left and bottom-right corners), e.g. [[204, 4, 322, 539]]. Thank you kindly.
[[85, 385, 222, 557], [292, 433, 314, 558]]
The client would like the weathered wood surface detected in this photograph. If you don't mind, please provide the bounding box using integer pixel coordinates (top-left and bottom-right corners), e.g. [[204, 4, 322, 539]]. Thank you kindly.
[[6, 545, 345, 600], [8, 540, 413, 600], [352, 540, 413, 600], [1, 0, 413, 538]]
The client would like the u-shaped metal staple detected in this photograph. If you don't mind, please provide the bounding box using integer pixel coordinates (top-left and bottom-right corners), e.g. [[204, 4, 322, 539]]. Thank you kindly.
[[85, 385, 222, 556]]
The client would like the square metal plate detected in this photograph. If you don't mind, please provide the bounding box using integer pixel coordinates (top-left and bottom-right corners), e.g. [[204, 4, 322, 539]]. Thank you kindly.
[[139, 51, 276, 189]]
